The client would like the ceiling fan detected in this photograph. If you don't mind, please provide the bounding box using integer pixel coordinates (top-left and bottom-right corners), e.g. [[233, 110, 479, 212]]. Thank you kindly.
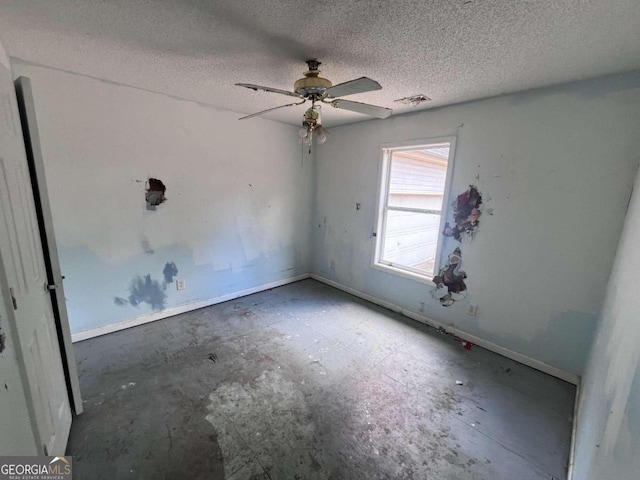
[[236, 59, 392, 144]]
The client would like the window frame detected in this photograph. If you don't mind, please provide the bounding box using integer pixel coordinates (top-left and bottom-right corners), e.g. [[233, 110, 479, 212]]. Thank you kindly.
[[372, 136, 457, 285]]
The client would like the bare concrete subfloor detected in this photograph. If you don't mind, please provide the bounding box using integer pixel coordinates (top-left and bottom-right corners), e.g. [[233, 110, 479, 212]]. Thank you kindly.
[[67, 279, 575, 479]]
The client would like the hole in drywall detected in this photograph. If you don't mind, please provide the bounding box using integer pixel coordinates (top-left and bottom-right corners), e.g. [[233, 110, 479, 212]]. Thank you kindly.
[[146, 178, 166, 209], [433, 247, 467, 307], [433, 185, 484, 307], [443, 185, 482, 241]]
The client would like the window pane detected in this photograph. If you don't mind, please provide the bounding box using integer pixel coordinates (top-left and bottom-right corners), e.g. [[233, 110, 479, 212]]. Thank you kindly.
[[387, 147, 449, 210], [382, 211, 441, 276]]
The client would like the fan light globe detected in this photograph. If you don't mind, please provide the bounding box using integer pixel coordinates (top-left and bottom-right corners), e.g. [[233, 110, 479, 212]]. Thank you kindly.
[[298, 127, 309, 138], [316, 125, 329, 144]]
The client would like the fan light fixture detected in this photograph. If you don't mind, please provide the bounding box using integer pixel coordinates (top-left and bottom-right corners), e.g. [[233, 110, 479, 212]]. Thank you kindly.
[[298, 104, 330, 145]]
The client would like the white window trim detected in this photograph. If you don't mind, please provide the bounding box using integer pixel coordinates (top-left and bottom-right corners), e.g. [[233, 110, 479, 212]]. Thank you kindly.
[[371, 136, 457, 286]]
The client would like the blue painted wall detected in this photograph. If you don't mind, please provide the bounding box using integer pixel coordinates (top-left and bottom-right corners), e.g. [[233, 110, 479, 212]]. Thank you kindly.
[[312, 71, 640, 376], [15, 63, 313, 335]]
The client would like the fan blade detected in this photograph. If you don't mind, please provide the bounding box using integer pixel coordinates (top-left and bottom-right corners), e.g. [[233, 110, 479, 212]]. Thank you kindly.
[[331, 99, 392, 119], [239, 100, 306, 120], [325, 77, 382, 98], [235, 83, 301, 98]]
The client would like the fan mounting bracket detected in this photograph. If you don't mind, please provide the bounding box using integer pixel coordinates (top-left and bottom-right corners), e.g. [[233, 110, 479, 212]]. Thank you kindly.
[[306, 59, 321, 71]]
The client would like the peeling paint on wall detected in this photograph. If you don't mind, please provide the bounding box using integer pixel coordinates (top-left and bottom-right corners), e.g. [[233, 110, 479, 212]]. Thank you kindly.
[[434, 185, 483, 307], [433, 248, 467, 306], [443, 185, 482, 241]]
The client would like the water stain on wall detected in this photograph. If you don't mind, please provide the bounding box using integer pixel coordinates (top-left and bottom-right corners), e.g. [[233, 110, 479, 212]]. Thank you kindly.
[[129, 274, 166, 310], [114, 261, 177, 309], [113, 296, 128, 306], [162, 262, 178, 289], [113, 274, 166, 310], [140, 236, 154, 255]]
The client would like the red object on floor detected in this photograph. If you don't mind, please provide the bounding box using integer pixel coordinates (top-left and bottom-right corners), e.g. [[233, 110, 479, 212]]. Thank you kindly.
[[454, 336, 474, 351]]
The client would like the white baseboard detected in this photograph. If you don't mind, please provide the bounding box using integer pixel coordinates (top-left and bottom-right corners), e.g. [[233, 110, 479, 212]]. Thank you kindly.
[[310, 273, 580, 386], [567, 382, 581, 479], [71, 273, 310, 342]]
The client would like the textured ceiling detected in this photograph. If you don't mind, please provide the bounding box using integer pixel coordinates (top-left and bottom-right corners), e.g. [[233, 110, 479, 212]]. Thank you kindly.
[[0, 0, 639, 127]]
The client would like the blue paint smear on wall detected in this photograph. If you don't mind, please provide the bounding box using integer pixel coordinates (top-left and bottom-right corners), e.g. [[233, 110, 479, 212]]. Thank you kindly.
[[60, 243, 305, 334]]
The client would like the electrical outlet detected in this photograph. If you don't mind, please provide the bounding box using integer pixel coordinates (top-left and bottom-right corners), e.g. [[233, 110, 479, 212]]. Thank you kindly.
[[176, 279, 186, 291], [467, 304, 478, 316]]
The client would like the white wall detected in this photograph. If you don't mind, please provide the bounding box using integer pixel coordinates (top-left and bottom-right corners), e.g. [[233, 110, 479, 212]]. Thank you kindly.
[[572, 164, 640, 478], [313, 72, 640, 376], [12, 62, 313, 336]]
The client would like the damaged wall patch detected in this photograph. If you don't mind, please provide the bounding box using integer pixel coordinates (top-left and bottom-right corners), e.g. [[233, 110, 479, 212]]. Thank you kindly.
[[431, 185, 484, 307], [433, 247, 467, 307], [146, 178, 166, 208], [443, 185, 482, 240]]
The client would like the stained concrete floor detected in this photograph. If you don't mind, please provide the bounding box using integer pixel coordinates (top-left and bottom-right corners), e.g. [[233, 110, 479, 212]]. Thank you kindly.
[[67, 279, 575, 479]]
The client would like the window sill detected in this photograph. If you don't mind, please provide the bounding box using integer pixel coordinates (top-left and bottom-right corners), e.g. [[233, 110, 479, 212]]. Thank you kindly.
[[371, 262, 437, 287]]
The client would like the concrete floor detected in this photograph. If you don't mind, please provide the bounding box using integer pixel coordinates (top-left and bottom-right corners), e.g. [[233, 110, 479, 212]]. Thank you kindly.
[[68, 279, 575, 479]]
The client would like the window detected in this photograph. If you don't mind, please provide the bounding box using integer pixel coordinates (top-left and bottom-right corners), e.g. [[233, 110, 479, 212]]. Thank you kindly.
[[373, 138, 455, 282]]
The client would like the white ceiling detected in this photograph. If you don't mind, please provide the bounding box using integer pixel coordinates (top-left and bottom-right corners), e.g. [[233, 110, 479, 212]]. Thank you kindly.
[[0, 0, 639, 127]]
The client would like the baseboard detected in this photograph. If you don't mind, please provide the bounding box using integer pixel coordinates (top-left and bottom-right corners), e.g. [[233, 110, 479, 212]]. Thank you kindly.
[[71, 273, 311, 342], [310, 274, 580, 386], [567, 381, 581, 479]]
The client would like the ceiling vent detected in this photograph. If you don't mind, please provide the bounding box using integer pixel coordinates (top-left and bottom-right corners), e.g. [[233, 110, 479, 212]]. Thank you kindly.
[[394, 94, 432, 106]]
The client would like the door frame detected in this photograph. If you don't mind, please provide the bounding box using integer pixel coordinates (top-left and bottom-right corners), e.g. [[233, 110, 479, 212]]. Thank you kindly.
[[15, 76, 83, 415]]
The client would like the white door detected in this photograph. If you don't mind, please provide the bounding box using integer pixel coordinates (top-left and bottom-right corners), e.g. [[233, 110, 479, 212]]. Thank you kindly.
[[0, 58, 71, 454], [15, 76, 83, 416]]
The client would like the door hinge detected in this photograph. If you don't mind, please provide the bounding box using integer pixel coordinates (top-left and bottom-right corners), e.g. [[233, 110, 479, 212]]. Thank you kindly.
[[9, 287, 17, 310]]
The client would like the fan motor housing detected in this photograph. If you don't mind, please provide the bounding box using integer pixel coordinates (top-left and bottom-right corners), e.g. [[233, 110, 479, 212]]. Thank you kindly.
[[294, 74, 332, 97]]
